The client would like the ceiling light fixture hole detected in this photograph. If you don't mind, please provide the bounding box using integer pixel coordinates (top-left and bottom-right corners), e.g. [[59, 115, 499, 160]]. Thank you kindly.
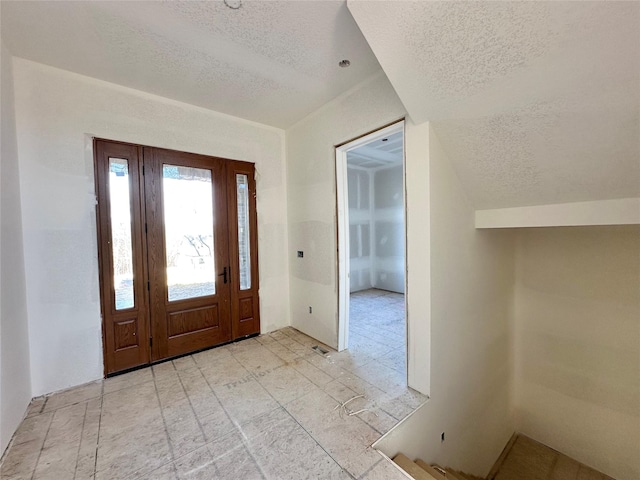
[[224, 0, 242, 10], [338, 59, 351, 68]]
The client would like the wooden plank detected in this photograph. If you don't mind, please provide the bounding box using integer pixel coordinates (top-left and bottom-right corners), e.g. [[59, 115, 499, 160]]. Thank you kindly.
[[444, 469, 470, 480], [393, 454, 438, 480], [414, 460, 447, 480]]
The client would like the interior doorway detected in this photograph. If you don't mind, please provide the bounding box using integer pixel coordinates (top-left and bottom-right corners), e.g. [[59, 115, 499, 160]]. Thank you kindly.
[[94, 139, 260, 375], [336, 121, 407, 378]]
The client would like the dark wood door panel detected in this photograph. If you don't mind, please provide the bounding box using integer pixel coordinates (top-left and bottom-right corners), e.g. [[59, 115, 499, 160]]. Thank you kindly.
[[96, 140, 260, 375], [144, 147, 233, 361], [226, 161, 260, 339], [94, 139, 150, 375]]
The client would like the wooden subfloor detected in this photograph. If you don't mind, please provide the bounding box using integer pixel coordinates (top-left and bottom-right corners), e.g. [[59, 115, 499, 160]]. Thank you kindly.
[[491, 435, 615, 480]]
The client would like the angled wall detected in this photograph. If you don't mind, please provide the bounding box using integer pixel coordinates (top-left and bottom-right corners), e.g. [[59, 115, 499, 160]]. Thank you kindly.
[[12, 59, 290, 397]]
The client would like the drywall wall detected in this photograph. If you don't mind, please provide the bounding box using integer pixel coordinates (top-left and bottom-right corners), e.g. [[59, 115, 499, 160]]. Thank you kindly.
[[12, 58, 290, 397], [373, 165, 405, 293], [347, 166, 373, 292], [347, 163, 405, 294], [286, 72, 406, 348], [0, 43, 32, 454], [287, 73, 431, 395], [514, 226, 640, 480], [376, 125, 516, 477]]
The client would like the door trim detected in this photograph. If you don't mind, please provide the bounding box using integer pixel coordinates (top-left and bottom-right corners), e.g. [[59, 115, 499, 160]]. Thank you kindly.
[[334, 120, 406, 353]]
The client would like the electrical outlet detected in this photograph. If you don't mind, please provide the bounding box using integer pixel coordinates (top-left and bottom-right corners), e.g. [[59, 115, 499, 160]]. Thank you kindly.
[[297, 251, 304, 258], [309, 306, 312, 314]]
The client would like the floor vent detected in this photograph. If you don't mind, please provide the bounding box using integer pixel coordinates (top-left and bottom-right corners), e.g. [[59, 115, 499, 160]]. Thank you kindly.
[[312, 345, 329, 354]]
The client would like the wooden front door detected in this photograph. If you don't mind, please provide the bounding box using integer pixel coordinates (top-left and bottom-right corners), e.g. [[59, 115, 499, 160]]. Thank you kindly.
[[95, 139, 260, 375]]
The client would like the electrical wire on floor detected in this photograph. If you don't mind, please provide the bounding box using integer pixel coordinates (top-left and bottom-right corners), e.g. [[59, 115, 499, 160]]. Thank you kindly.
[[333, 394, 378, 418]]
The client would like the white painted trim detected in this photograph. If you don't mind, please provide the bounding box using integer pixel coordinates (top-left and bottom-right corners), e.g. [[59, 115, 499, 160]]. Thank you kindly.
[[475, 198, 640, 229], [335, 120, 405, 353], [336, 145, 351, 352]]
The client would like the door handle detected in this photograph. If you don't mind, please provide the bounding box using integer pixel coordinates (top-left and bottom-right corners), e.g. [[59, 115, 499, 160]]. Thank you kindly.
[[218, 267, 228, 284]]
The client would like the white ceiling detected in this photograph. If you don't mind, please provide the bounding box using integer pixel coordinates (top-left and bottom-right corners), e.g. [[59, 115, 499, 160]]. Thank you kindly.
[[348, 131, 403, 170], [348, 1, 640, 209], [1, 0, 382, 128]]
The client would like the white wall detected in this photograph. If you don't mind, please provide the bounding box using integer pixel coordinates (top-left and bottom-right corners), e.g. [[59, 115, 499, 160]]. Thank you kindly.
[[13, 58, 290, 397], [0, 44, 32, 454], [376, 126, 516, 477], [347, 163, 405, 294], [514, 226, 640, 480], [286, 72, 406, 348], [347, 165, 373, 292], [372, 164, 405, 293]]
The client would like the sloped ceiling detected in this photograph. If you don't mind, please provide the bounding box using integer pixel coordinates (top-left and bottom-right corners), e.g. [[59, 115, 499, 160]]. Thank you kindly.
[[1, 0, 381, 128], [348, 1, 640, 209]]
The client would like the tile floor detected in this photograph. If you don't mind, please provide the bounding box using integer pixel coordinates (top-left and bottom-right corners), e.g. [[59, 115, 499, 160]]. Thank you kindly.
[[348, 289, 406, 378], [1, 322, 424, 480]]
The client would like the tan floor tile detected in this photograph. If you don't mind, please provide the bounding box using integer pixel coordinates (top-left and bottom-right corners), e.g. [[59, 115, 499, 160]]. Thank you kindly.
[[174, 431, 263, 480], [304, 351, 350, 380], [241, 407, 347, 479], [264, 342, 302, 363], [285, 389, 380, 478], [12, 411, 53, 446], [103, 367, 153, 395], [44, 402, 86, 443], [0, 438, 42, 479], [74, 398, 101, 479], [136, 462, 177, 480], [254, 364, 315, 405], [289, 357, 333, 387], [95, 422, 171, 480], [213, 376, 279, 425], [360, 458, 409, 480], [43, 381, 102, 412], [172, 355, 198, 372], [2, 326, 428, 480], [199, 409, 236, 442], [198, 355, 250, 387], [152, 360, 179, 381], [191, 345, 231, 369], [25, 397, 46, 418], [232, 344, 285, 375], [32, 442, 78, 480]]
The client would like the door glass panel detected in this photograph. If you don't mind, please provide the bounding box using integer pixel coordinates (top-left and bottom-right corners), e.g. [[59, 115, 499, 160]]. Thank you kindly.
[[236, 174, 251, 290], [163, 165, 216, 301], [109, 158, 135, 310]]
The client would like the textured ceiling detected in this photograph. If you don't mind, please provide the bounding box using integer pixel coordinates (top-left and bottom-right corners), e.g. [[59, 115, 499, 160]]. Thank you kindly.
[[1, 0, 381, 128], [348, 1, 640, 209], [348, 131, 403, 170]]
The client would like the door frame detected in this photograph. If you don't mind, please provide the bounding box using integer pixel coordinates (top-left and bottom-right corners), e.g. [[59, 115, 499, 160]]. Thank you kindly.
[[335, 120, 406, 352], [94, 138, 261, 376]]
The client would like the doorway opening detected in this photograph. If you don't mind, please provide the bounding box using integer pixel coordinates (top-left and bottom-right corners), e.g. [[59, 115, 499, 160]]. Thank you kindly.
[[336, 121, 407, 380]]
